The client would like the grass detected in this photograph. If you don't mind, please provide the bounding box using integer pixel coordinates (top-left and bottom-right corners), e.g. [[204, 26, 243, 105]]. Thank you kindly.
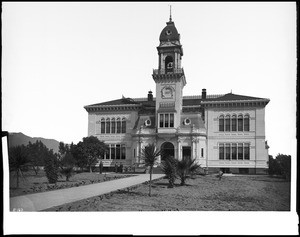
[[43, 174, 291, 211], [9, 169, 135, 197]]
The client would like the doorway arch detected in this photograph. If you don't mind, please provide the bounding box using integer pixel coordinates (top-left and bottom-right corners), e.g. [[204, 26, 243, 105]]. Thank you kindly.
[[161, 142, 175, 160]]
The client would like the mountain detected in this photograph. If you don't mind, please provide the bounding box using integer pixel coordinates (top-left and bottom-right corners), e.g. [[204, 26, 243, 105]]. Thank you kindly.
[[8, 132, 60, 154]]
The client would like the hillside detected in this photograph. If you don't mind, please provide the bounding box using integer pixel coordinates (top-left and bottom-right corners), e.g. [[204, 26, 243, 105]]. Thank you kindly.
[[8, 132, 60, 154]]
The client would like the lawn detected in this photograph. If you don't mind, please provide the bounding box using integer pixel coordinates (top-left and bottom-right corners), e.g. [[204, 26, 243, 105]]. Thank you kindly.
[[43, 174, 290, 211], [9, 170, 134, 197]]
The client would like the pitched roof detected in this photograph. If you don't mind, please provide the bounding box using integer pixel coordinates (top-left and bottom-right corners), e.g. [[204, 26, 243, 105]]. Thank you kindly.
[[84, 93, 269, 109], [203, 93, 267, 102], [85, 97, 139, 107]]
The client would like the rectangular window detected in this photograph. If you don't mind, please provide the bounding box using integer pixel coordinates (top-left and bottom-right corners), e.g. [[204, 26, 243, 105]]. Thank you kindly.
[[201, 148, 204, 157], [244, 144, 250, 160], [121, 144, 126, 159], [101, 121, 105, 134], [219, 144, 224, 160], [182, 146, 191, 160], [225, 143, 230, 160], [116, 144, 121, 159], [159, 114, 164, 128], [219, 118, 224, 131], [110, 145, 115, 160], [231, 144, 237, 160], [106, 121, 110, 134], [169, 114, 174, 127], [133, 148, 136, 158], [244, 117, 249, 131], [238, 143, 243, 160], [232, 117, 237, 131], [165, 114, 169, 127]]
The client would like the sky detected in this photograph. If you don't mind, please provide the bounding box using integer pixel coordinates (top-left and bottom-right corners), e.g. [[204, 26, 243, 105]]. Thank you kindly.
[[2, 2, 297, 235], [2, 2, 296, 159]]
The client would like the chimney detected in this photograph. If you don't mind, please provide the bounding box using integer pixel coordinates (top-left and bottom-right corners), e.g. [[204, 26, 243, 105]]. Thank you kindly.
[[148, 91, 153, 101], [202, 88, 207, 99]]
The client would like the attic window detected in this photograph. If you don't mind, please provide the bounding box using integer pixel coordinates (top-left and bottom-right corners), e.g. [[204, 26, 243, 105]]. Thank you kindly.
[[184, 118, 191, 125], [145, 119, 151, 126]]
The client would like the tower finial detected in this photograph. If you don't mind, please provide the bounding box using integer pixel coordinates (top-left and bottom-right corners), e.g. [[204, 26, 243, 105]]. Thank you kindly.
[[169, 5, 172, 22]]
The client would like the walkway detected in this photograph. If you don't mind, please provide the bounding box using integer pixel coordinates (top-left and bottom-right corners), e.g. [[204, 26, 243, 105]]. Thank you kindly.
[[10, 174, 165, 212]]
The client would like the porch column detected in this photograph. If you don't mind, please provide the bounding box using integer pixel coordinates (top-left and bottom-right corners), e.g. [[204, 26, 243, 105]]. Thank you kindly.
[[192, 137, 199, 161], [177, 138, 182, 160]]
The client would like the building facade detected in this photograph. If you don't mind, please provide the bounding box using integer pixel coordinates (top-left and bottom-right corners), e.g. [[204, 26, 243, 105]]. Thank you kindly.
[[84, 16, 270, 174]]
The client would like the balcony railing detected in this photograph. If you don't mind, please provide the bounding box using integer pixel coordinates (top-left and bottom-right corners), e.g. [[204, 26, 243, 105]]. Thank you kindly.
[[153, 68, 184, 75]]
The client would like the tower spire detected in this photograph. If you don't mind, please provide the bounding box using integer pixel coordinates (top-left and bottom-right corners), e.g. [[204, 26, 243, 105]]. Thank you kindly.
[[169, 5, 172, 22]]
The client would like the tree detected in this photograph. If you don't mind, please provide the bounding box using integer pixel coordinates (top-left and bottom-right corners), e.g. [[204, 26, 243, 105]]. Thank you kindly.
[[26, 140, 48, 175], [268, 154, 291, 180], [141, 143, 161, 196], [161, 155, 177, 188], [176, 157, 200, 186], [75, 136, 108, 173], [276, 154, 291, 180], [9, 145, 31, 188], [58, 142, 76, 181], [44, 150, 60, 184]]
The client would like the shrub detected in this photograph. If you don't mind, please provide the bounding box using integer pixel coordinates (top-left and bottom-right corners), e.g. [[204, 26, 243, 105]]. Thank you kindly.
[[60, 167, 74, 181], [161, 156, 177, 188]]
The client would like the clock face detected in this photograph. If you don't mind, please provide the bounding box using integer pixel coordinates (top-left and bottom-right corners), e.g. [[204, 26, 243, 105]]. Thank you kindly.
[[166, 30, 172, 35], [161, 86, 174, 99]]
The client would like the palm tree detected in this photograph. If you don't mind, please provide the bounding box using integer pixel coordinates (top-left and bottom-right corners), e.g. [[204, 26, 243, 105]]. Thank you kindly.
[[141, 143, 161, 196], [176, 157, 200, 186], [9, 145, 30, 188], [161, 155, 177, 188]]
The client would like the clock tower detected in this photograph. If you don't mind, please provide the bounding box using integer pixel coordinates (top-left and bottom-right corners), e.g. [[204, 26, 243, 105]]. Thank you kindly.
[[152, 14, 186, 133]]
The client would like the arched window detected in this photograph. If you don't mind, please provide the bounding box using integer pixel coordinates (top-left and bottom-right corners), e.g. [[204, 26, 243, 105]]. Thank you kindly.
[[231, 114, 237, 132], [225, 143, 231, 160], [219, 115, 224, 131], [244, 114, 250, 131], [111, 118, 116, 133], [238, 115, 243, 131], [225, 115, 230, 131], [106, 118, 110, 134], [238, 143, 243, 159], [232, 143, 237, 159], [116, 118, 121, 133], [165, 55, 174, 73], [244, 143, 250, 160], [219, 144, 224, 160], [121, 118, 126, 133], [101, 118, 105, 134]]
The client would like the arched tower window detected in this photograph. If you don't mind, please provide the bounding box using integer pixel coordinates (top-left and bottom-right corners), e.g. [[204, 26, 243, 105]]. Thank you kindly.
[[165, 55, 174, 73], [231, 115, 237, 132], [111, 118, 116, 133], [219, 115, 224, 132], [101, 118, 105, 134], [106, 118, 110, 134], [116, 118, 121, 133], [244, 114, 250, 131], [121, 117, 126, 133], [225, 115, 230, 131], [238, 115, 243, 131]]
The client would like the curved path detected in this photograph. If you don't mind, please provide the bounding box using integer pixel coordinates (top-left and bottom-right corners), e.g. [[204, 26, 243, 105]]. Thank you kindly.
[[10, 174, 165, 212]]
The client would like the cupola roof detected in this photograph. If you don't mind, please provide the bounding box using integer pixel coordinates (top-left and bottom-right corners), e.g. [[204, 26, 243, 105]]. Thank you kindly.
[[159, 20, 180, 43]]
